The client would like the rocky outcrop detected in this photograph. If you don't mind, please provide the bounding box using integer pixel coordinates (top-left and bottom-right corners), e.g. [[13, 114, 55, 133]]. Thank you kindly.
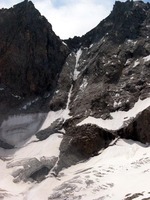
[[7, 156, 57, 183], [54, 124, 115, 173], [117, 106, 150, 144], [36, 118, 64, 141]]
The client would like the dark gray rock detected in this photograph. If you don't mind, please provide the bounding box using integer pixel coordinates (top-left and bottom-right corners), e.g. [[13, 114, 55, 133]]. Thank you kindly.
[[65, 1, 150, 48], [0, 1, 70, 120], [124, 193, 143, 200], [0, 139, 14, 149], [30, 166, 50, 182], [54, 124, 115, 174], [36, 118, 64, 141], [8, 156, 58, 183], [0, 1, 69, 97], [117, 106, 150, 144], [49, 52, 75, 111]]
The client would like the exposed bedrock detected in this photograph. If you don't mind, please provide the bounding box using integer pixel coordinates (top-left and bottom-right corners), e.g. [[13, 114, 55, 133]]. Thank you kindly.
[[53, 124, 115, 174], [117, 106, 150, 144], [0, 1, 69, 97], [7, 156, 58, 183], [36, 118, 64, 141]]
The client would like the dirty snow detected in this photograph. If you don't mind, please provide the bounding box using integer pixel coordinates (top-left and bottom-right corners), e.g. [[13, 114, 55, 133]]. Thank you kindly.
[[89, 44, 93, 48], [40, 48, 83, 131], [11, 94, 21, 99]]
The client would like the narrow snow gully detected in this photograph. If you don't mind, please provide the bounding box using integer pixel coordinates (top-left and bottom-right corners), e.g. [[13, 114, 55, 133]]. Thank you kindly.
[[39, 49, 83, 132], [73, 48, 82, 81], [63, 48, 83, 116], [66, 85, 73, 110]]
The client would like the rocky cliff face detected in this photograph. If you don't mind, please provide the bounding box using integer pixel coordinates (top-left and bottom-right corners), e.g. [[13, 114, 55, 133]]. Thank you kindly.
[[62, 0, 150, 119], [0, 1, 150, 198], [49, 0, 150, 169], [0, 0, 69, 116]]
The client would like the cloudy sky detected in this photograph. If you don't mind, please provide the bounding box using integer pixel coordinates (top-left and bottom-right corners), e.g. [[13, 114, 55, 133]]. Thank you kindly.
[[0, 0, 149, 39]]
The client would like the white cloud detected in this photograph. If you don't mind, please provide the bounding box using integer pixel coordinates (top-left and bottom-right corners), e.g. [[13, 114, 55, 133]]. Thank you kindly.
[[0, 0, 148, 39], [33, 0, 114, 39]]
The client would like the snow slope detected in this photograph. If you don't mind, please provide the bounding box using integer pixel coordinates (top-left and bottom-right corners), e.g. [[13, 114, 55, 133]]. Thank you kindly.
[[0, 100, 150, 199], [0, 97, 150, 199], [0, 98, 150, 199], [0, 138, 150, 200]]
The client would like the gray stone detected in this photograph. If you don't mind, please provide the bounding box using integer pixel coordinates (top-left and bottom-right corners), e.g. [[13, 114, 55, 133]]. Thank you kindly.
[[7, 156, 58, 183]]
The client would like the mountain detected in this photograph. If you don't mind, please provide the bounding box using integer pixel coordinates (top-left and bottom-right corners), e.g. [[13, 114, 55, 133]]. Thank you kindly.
[[0, 0, 150, 199], [0, 0, 69, 116]]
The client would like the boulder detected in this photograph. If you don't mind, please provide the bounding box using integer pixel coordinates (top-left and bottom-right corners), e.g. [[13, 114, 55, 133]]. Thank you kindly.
[[54, 124, 115, 173]]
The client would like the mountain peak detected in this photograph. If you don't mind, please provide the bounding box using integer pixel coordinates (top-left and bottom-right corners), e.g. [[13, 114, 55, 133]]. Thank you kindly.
[[13, 0, 34, 9], [66, 0, 150, 49], [12, 0, 40, 18], [113, 0, 148, 9], [0, 0, 69, 109], [112, 0, 149, 16]]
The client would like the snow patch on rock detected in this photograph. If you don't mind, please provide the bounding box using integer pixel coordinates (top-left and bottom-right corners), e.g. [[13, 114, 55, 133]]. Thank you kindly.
[[143, 55, 150, 62], [80, 78, 88, 91], [78, 97, 150, 131], [133, 59, 140, 68]]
